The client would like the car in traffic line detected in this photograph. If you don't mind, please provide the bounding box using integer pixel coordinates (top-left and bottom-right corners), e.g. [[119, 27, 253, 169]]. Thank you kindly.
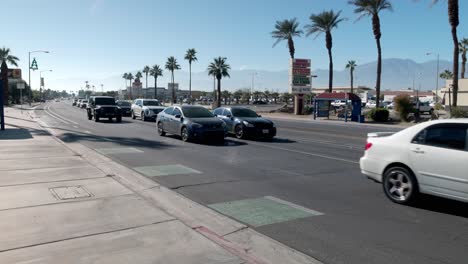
[[360, 119, 468, 205], [131, 99, 164, 121], [79, 99, 88, 108], [213, 106, 276, 139], [157, 105, 227, 142], [116, 100, 132, 116], [86, 96, 122, 122]]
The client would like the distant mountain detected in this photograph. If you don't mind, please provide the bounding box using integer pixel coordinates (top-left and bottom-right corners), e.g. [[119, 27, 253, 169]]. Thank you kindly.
[[54, 58, 456, 93]]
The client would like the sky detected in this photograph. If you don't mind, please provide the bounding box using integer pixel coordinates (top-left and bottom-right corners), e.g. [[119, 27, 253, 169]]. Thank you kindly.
[[3, 0, 468, 92]]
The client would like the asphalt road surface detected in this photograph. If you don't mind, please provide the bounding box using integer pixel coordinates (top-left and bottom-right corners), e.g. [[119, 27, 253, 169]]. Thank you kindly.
[[35, 100, 468, 264]]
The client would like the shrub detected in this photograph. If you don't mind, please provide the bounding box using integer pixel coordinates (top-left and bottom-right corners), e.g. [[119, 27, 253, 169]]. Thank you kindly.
[[394, 94, 414, 122], [450, 107, 468, 118], [367, 108, 389, 122], [434, 103, 444, 111]]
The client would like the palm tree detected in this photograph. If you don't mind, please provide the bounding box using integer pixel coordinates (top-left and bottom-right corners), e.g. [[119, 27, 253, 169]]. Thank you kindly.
[[135, 71, 143, 81], [263, 90, 271, 102], [271, 18, 303, 59], [271, 92, 280, 104], [253, 91, 261, 101], [221, 90, 231, 105], [281, 92, 293, 104], [0, 47, 19, 66], [440, 70, 454, 80], [346, 60, 358, 94], [142, 66, 150, 89], [165, 56, 181, 104], [233, 89, 243, 104], [150, 65, 163, 100], [207, 57, 231, 108], [459, 38, 468, 79], [305, 10, 345, 93], [184, 48, 198, 103], [127, 73, 134, 99], [122, 73, 128, 89], [432, 0, 459, 106], [349, 0, 393, 108]]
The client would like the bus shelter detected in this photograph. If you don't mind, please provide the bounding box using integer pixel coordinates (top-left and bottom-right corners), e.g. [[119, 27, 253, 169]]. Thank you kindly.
[[313, 92, 363, 122]]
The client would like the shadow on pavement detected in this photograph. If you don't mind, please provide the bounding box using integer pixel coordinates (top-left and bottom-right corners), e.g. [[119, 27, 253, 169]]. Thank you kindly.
[[412, 194, 468, 218], [5, 115, 37, 124], [0, 128, 34, 140], [58, 132, 174, 150], [164, 135, 247, 147]]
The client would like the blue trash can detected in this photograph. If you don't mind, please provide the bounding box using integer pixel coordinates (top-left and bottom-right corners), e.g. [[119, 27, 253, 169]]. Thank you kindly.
[[359, 115, 365, 123]]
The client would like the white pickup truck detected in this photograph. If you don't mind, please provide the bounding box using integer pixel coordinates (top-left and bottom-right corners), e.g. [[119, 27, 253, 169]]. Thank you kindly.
[[413, 101, 434, 114]]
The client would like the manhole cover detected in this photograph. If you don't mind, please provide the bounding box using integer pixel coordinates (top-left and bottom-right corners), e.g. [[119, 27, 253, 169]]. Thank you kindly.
[[50, 186, 93, 200]]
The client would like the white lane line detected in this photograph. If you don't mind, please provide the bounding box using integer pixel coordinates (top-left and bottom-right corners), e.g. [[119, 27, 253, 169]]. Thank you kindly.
[[44, 105, 70, 124], [246, 141, 359, 164], [73, 125, 79, 128], [264, 196, 324, 216], [84, 130, 92, 134], [47, 105, 79, 125]]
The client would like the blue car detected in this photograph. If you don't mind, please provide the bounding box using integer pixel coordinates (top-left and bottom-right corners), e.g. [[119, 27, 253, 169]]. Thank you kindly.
[[157, 105, 227, 142]]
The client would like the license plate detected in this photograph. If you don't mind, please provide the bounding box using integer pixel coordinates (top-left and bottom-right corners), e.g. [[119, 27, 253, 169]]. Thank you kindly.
[[262, 129, 269, 134]]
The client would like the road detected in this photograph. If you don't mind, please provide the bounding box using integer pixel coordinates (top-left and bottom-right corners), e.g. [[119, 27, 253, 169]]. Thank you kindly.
[[35, 100, 468, 264]]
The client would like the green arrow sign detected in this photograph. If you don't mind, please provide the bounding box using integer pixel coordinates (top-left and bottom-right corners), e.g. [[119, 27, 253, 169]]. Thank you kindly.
[[30, 58, 38, 71]]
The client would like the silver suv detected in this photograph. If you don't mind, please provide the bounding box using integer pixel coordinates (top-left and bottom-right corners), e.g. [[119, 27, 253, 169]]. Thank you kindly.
[[131, 99, 165, 121]]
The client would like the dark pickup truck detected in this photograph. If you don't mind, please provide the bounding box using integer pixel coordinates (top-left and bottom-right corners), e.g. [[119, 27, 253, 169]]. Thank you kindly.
[[87, 96, 122, 122]]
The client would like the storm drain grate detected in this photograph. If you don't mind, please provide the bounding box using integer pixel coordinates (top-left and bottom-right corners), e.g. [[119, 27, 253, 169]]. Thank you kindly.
[[50, 186, 93, 200]]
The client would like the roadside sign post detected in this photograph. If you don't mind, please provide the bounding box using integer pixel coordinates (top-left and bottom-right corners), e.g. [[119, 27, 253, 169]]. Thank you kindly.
[[0, 80, 4, 131], [289, 59, 312, 115], [17, 82, 25, 111]]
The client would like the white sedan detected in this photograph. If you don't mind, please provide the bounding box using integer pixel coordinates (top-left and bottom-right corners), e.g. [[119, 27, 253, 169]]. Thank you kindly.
[[360, 119, 468, 204]]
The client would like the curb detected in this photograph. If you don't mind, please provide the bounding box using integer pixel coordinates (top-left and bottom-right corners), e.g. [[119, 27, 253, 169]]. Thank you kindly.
[[27, 108, 322, 264]]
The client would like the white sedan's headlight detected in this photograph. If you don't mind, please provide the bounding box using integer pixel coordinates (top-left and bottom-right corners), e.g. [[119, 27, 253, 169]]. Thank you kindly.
[[243, 121, 255, 127]]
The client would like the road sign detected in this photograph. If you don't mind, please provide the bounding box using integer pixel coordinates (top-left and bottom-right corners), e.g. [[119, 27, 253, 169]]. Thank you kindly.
[[17, 82, 25, 89], [30, 58, 38, 71], [289, 58, 312, 94], [7, 69, 22, 79]]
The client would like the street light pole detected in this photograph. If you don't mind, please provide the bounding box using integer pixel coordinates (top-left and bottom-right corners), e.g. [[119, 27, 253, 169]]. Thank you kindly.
[[250, 72, 257, 100], [426, 52, 440, 103], [28, 50, 50, 101]]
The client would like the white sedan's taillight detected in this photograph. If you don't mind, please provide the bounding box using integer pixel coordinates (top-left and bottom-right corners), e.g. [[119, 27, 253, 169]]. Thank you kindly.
[[365, 142, 373, 151]]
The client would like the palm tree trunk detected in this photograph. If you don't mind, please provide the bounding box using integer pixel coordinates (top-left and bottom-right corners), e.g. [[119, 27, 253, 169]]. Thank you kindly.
[[154, 77, 158, 100], [172, 71, 176, 104], [451, 24, 459, 107], [327, 48, 333, 93], [462, 53, 467, 79], [189, 63, 192, 104], [217, 78, 221, 108], [350, 69, 354, 94], [375, 38, 382, 109], [145, 74, 148, 90], [288, 37, 295, 59]]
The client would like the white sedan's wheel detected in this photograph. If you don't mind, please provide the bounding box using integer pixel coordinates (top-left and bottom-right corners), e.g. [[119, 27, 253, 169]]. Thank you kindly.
[[383, 166, 418, 204]]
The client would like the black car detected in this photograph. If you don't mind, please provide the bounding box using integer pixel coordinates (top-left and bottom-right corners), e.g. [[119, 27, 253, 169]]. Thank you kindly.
[[87, 96, 122, 122], [156, 105, 227, 142], [213, 106, 276, 139], [116, 100, 132, 116], [252, 100, 267, 105]]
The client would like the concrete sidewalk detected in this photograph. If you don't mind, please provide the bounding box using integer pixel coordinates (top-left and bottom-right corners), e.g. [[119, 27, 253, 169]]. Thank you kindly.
[[0, 107, 320, 264]]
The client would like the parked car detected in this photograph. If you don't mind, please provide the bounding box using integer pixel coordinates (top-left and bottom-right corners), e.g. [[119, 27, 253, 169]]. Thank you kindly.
[[116, 100, 132, 116], [86, 96, 122, 122], [157, 105, 227, 142], [366, 101, 377, 108], [360, 119, 468, 204], [252, 100, 267, 105], [213, 106, 276, 139], [413, 101, 434, 114], [72, 98, 78, 106], [79, 99, 88, 108], [131, 99, 164, 121], [331, 100, 346, 108]]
